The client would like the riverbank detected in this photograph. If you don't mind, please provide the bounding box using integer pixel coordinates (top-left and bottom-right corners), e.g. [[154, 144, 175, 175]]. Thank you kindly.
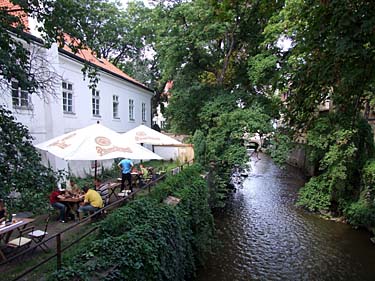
[[286, 146, 375, 243]]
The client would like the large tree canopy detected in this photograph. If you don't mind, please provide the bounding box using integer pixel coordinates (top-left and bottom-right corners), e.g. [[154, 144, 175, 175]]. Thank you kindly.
[[259, 0, 375, 213], [144, 0, 283, 133], [263, 0, 375, 128]]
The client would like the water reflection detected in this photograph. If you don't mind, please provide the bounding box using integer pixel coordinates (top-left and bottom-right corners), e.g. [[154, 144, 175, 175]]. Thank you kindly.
[[196, 154, 375, 281]]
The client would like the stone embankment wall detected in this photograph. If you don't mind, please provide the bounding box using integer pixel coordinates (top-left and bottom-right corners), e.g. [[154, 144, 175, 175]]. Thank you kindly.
[[287, 144, 315, 177]]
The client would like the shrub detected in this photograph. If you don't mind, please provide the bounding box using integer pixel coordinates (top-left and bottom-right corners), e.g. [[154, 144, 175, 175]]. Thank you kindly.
[[361, 159, 375, 202], [296, 175, 331, 212], [345, 201, 375, 227]]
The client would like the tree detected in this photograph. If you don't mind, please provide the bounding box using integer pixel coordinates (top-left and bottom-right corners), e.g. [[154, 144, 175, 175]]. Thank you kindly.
[[142, 0, 283, 134], [0, 0, 127, 94], [260, 0, 375, 213], [0, 107, 59, 213]]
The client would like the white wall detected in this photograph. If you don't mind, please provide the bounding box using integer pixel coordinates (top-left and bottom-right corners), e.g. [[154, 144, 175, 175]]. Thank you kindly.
[[55, 55, 153, 135]]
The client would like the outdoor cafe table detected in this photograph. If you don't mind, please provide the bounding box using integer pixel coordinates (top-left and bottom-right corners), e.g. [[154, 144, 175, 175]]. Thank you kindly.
[[0, 218, 34, 261], [107, 182, 122, 200], [58, 196, 84, 220]]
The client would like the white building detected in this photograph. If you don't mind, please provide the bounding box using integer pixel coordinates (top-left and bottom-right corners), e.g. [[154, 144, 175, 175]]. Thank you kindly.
[[1, 10, 154, 177]]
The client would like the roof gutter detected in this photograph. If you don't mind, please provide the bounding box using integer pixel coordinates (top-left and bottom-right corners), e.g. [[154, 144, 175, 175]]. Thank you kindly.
[[58, 48, 154, 94]]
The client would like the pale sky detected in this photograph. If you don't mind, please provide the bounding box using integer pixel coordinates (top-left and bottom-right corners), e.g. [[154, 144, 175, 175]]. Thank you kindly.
[[119, 0, 151, 8]]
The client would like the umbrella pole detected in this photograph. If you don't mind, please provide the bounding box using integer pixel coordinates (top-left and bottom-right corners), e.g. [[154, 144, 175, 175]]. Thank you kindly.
[[94, 160, 97, 180]]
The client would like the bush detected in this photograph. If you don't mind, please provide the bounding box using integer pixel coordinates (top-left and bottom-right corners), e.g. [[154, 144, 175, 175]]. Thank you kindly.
[[296, 175, 331, 212], [361, 159, 375, 202], [343, 159, 375, 228], [345, 201, 375, 227]]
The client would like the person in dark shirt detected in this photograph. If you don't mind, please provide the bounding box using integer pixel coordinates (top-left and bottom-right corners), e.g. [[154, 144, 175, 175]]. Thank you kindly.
[[49, 188, 67, 223], [118, 158, 134, 191]]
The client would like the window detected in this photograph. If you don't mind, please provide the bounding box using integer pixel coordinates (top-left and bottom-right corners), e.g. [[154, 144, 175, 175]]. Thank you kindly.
[[62, 81, 74, 113], [113, 95, 119, 119], [129, 99, 135, 121], [92, 89, 100, 116], [142, 102, 146, 122], [11, 81, 30, 109]]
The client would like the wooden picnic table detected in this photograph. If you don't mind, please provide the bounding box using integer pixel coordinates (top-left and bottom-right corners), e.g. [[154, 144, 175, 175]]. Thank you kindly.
[[0, 218, 34, 261], [107, 182, 122, 200], [58, 195, 84, 220]]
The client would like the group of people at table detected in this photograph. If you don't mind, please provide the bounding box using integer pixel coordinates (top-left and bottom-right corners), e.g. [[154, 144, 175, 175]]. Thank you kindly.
[[50, 159, 151, 223]]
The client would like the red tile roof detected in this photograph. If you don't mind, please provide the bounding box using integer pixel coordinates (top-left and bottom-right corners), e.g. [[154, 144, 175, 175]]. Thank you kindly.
[[0, 0, 29, 29], [61, 39, 149, 91]]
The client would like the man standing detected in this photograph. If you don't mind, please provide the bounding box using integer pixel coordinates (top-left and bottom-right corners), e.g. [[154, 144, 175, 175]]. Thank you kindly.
[[118, 158, 134, 191]]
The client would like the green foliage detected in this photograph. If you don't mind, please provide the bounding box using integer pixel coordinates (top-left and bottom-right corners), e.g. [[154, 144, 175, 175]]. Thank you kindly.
[[343, 159, 375, 228], [165, 82, 214, 134], [268, 131, 293, 166], [263, 0, 375, 128], [150, 0, 283, 134], [205, 105, 273, 168], [362, 159, 375, 195], [0, 107, 59, 213], [51, 165, 215, 281], [259, 0, 375, 217], [345, 201, 375, 227], [1, 0, 38, 92], [192, 130, 207, 166], [248, 52, 279, 87], [197, 90, 241, 133], [297, 175, 331, 212], [205, 167, 232, 209], [297, 114, 375, 213]]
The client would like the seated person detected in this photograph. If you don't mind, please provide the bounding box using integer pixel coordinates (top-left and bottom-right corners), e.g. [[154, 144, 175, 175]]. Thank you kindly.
[[49, 188, 67, 223], [77, 186, 103, 220], [131, 166, 140, 174], [94, 178, 109, 206], [67, 179, 80, 194], [139, 164, 150, 186], [0, 199, 7, 223], [130, 166, 142, 188], [139, 164, 149, 178]]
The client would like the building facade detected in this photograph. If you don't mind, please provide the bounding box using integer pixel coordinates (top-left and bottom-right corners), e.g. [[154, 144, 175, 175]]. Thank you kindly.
[[1, 11, 154, 176]]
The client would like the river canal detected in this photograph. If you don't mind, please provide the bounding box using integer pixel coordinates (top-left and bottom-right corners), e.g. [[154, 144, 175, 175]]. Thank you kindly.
[[196, 153, 375, 281]]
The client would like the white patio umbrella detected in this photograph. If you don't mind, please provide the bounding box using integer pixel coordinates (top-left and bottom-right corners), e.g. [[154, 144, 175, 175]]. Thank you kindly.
[[35, 123, 162, 178], [122, 125, 182, 146]]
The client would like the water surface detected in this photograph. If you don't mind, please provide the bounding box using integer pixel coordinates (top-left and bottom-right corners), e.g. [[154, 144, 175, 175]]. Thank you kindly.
[[196, 154, 375, 281]]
